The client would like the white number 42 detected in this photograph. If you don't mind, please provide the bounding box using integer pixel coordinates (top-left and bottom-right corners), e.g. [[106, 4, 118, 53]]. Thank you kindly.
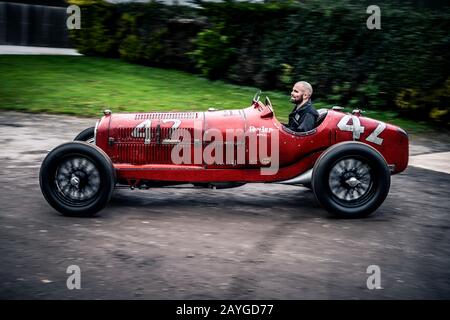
[[337, 115, 386, 145], [131, 119, 181, 144]]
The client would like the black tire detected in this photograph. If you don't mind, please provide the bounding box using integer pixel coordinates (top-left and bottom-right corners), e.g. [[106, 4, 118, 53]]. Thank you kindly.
[[39, 141, 116, 217], [311, 142, 390, 218], [74, 127, 95, 144]]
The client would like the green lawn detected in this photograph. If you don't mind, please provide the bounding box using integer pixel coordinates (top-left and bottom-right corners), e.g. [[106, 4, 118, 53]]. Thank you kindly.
[[0, 55, 431, 132]]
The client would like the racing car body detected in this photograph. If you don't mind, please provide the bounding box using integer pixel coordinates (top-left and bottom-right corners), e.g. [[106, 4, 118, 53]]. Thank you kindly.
[[39, 93, 408, 218]]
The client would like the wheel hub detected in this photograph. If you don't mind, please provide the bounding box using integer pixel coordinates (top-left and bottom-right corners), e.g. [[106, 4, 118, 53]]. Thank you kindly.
[[70, 175, 80, 188], [345, 176, 360, 188]]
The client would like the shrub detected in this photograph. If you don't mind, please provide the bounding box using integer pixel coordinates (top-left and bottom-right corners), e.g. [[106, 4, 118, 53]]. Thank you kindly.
[[188, 24, 234, 79]]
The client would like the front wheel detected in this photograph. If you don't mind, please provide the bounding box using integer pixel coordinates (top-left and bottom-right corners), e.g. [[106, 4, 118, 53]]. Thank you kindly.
[[312, 142, 390, 218], [74, 127, 95, 144], [39, 142, 116, 216]]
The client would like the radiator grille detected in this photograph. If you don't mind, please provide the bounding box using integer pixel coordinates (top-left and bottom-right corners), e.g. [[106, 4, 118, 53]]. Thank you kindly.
[[114, 128, 194, 164]]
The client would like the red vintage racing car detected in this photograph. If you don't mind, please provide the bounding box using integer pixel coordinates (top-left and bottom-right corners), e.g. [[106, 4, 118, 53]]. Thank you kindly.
[[39, 92, 408, 218]]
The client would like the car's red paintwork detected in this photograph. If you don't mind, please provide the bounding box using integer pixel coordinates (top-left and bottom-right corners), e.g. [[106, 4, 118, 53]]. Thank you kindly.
[[94, 100, 408, 186]]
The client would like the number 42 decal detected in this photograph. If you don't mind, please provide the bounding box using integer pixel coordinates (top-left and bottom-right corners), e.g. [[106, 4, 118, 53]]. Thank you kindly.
[[337, 115, 386, 145], [131, 119, 181, 144]]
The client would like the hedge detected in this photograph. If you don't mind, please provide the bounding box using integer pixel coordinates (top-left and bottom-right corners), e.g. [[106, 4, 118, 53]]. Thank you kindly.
[[68, 0, 450, 126]]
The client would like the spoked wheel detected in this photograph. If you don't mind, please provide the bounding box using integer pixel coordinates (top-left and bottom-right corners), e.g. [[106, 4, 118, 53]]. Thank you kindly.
[[312, 142, 390, 218], [74, 127, 95, 144], [54, 157, 101, 205], [39, 142, 115, 216], [328, 157, 373, 205]]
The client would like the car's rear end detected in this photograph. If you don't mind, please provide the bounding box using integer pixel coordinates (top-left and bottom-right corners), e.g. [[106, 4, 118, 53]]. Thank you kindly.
[[331, 110, 409, 174]]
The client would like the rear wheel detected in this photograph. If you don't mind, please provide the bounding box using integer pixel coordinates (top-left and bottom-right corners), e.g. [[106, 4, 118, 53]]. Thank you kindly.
[[74, 127, 95, 144], [39, 142, 115, 216], [312, 142, 390, 218]]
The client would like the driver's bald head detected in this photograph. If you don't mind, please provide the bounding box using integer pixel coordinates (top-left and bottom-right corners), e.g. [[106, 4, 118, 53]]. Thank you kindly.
[[294, 81, 313, 97]]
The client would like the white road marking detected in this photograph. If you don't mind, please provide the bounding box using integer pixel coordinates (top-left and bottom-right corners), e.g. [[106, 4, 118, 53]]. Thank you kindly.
[[409, 152, 450, 174], [0, 45, 82, 56]]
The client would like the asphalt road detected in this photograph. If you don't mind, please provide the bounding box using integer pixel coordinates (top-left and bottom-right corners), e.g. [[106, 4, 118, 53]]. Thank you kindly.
[[0, 111, 449, 299]]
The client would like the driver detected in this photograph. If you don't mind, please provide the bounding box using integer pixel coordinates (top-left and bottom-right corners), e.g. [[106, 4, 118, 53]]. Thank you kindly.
[[287, 81, 318, 132]]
